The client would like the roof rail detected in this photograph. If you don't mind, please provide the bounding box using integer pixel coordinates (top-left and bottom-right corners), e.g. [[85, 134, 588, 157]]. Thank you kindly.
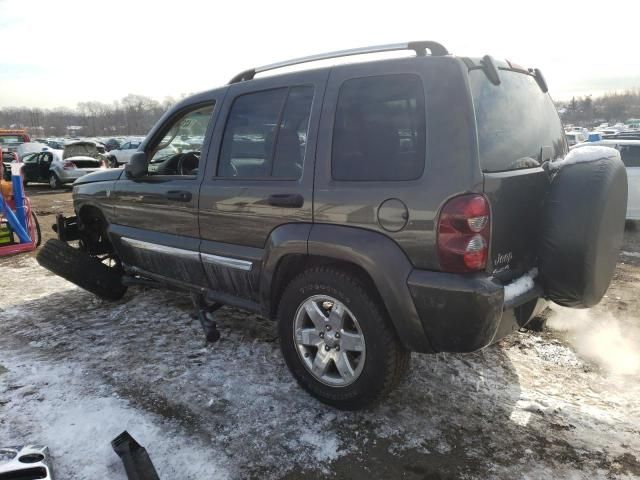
[[228, 41, 449, 84]]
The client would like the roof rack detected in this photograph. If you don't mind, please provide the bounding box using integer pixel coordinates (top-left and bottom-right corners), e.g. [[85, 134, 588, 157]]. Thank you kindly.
[[229, 41, 449, 84]]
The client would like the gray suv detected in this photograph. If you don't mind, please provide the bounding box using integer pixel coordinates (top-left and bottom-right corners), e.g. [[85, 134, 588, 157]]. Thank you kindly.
[[38, 41, 627, 409]]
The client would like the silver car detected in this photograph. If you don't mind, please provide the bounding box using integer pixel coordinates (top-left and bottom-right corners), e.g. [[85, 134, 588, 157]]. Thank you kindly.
[[21, 141, 105, 189]]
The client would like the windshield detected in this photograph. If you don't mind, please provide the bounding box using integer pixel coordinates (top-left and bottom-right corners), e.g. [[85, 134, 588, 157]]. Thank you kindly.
[[470, 69, 567, 172]]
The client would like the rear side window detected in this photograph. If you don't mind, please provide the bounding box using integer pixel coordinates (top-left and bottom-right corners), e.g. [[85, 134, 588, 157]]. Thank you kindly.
[[470, 69, 567, 172], [618, 145, 640, 167], [218, 86, 314, 179], [332, 74, 426, 181]]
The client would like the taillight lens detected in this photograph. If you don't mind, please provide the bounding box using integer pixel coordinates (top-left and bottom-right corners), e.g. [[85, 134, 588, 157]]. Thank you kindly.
[[63, 161, 75, 170], [437, 194, 490, 273]]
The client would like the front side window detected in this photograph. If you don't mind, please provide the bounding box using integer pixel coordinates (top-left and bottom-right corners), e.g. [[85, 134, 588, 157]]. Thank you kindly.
[[332, 74, 426, 181], [148, 103, 215, 176], [218, 86, 314, 179]]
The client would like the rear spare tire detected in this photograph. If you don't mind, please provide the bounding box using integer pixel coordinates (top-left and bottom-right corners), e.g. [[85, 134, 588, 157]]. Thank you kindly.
[[37, 239, 127, 300], [539, 149, 627, 308]]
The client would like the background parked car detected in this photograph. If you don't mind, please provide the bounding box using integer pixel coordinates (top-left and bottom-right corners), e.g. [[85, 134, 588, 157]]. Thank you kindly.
[[574, 139, 640, 220], [107, 137, 144, 166], [566, 131, 587, 146], [21, 141, 105, 188]]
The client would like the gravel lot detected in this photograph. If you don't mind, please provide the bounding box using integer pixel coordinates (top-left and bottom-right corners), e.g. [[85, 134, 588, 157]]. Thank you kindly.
[[1, 185, 639, 479]]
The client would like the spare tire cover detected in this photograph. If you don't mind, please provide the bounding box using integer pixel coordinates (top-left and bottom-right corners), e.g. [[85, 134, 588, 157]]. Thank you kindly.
[[539, 154, 627, 308]]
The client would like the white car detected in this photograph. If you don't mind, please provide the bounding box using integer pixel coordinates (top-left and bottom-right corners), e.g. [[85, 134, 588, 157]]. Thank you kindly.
[[108, 137, 144, 167], [565, 131, 587, 147], [573, 140, 640, 220]]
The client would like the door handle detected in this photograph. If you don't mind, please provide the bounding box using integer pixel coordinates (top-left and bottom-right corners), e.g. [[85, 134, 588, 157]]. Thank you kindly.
[[166, 190, 192, 202], [267, 193, 304, 208]]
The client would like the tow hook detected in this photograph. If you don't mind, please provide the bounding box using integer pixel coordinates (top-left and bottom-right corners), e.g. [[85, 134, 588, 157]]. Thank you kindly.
[[191, 293, 222, 343]]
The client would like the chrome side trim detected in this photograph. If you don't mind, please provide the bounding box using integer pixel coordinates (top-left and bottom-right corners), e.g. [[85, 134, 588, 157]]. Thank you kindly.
[[201, 252, 253, 272], [121, 237, 253, 271], [121, 237, 200, 261]]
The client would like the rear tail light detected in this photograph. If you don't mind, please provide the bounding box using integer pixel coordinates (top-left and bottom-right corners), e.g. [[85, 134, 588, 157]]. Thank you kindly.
[[437, 194, 490, 273], [63, 161, 76, 170]]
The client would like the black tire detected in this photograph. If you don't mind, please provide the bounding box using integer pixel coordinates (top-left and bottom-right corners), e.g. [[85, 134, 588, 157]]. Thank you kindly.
[[36, 239, 127, 300], [278, 267, 410, 410], [49, 173, 62, 189], [539, 156, 627, 308]]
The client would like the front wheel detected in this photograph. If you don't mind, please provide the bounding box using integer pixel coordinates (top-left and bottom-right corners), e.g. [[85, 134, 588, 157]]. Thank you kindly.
[[278, 267, 410, 410]]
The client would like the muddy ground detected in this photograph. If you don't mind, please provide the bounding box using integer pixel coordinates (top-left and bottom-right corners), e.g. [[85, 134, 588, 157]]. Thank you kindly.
[[1, 185, 639, 479]]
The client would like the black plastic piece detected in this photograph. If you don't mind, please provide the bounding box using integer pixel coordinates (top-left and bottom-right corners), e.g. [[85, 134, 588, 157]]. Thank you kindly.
[[408, 40, 449, 57], [480, 55, 501, 86], [229, 68, 256, 84], [533, 68, 548, 93], [111, 431, 160, 480], [54, 214, 79, 242], [191, 293, 222, 342]]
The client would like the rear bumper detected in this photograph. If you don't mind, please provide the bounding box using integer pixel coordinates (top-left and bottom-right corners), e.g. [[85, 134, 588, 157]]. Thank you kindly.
[[408, 269, 545, 353]]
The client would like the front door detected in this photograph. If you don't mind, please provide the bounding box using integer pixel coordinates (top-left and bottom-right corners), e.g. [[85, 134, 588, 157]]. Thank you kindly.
[[109, 101, 218, 287], [198, 71, 327, 301]]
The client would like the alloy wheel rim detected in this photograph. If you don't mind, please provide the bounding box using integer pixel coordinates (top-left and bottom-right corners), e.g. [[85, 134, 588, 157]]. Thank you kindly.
[[293, 295, 366, 387]]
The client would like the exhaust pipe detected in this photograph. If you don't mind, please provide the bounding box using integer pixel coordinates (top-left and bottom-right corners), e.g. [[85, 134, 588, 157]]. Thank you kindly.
[[111, 431, 160, 480]]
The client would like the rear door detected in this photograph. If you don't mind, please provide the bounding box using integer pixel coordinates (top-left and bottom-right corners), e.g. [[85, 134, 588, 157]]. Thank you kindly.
[[618, 144, 640, 220], [469, 67, 567, 280], [198, 70, 326, 301]]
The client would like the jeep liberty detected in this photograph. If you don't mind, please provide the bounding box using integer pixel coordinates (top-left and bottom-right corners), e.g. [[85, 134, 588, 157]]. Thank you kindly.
[[38, 41, 627, 409]]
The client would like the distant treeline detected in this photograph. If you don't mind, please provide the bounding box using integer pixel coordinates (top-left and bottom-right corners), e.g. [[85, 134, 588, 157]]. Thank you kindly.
[[2, 88, 640, 137], [0, 94, 182, 138], [556, 88, 640, 126]]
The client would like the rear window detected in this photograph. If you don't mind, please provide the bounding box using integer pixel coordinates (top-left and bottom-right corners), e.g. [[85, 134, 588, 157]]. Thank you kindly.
[[470, 69, 566, 172], [619, 145, 640, 167], [332, 74, 426, 181]]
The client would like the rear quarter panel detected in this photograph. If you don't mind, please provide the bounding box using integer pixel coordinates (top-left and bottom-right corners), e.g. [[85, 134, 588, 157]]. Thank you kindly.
[[313, 57, 481, 270]]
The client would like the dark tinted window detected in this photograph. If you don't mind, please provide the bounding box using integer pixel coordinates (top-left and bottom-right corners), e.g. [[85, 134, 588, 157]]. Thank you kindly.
[[470, 69, 567, 172], [218, 86, 314, 179], [332, 75, 426, 181], [619, 145, 640, 167]]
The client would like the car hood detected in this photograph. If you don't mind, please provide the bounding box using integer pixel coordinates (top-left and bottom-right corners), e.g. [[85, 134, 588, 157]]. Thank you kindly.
[[73, 168, 124, 185]]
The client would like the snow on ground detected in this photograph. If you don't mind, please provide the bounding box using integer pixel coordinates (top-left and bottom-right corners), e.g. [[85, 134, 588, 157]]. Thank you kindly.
[[1, 257, 640, 479]]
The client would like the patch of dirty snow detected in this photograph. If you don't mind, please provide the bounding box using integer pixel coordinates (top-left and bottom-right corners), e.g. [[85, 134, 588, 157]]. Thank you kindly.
[[503, 268, 537, 302], [0, 355, 231, 479], [1, 258, 640, 478]]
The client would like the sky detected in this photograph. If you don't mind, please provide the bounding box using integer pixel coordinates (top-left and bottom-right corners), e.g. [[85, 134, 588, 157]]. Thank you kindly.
[[1, 0, 639, 109]]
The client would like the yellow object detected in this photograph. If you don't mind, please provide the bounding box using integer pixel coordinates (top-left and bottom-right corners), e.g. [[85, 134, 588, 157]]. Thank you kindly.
[[0, 177, 12, 199]]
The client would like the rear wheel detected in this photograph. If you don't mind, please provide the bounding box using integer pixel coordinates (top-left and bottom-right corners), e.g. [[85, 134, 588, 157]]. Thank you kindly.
[[49, 173, 62, 189], [37, 239, 127, 300], [278, 267, 410, 410]]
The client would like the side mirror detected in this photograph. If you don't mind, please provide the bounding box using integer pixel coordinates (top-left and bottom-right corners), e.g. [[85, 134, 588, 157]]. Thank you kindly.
[[125, 152, 148, 178]]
